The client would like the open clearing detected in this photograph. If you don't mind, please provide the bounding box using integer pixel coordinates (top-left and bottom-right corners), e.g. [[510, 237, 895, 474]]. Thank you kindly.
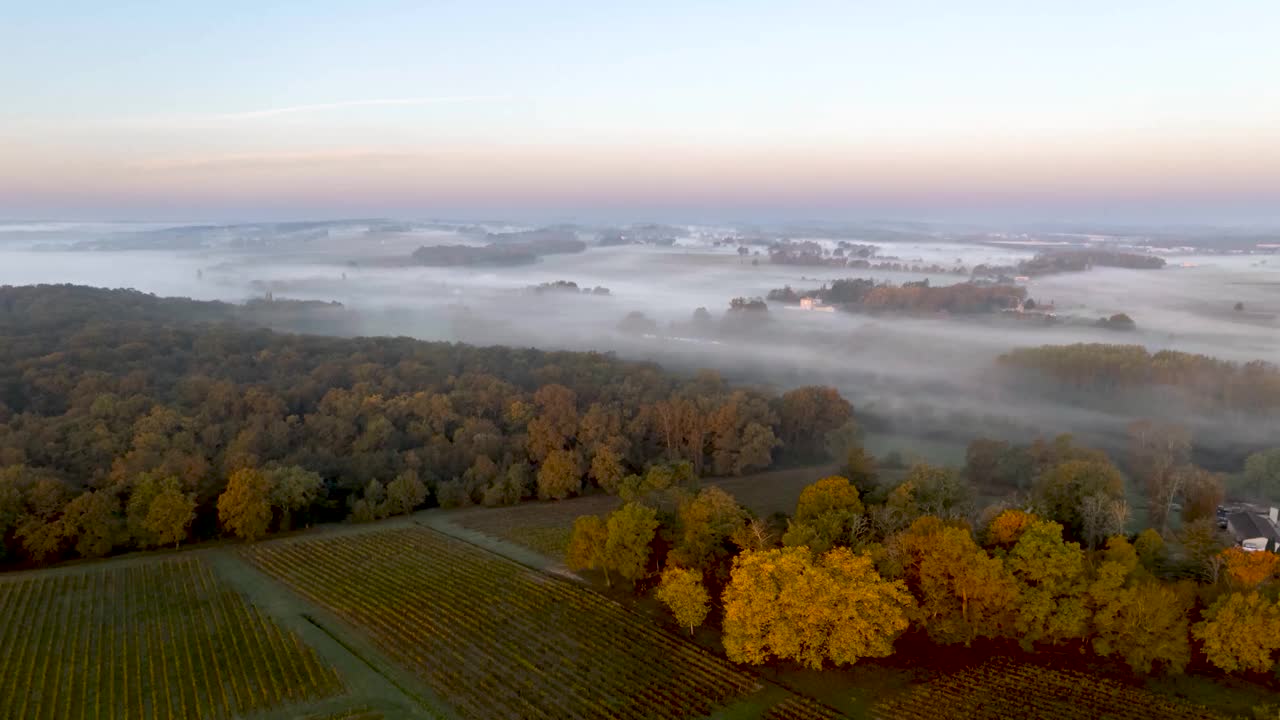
[[242, 525, 761, 719], [0, 555, 345, 720]]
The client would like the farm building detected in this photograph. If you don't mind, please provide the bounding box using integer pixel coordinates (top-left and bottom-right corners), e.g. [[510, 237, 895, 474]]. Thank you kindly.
[[1225, 508, 1280, 552]]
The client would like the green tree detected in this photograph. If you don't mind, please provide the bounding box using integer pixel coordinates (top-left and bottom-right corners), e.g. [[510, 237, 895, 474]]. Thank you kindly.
[[267, 466, 325, 530], [60, 490, 124, 559], [1088, 538, 1191, 674], [1006, 519, 1089, 648], [1243, 448, 1280, 502], [145, 483, 196, 548], [656, 566, 710, 633], [217, 467, 273, 541], [783, 475, 867, 555], [385, 470, 428, 516], [670, 487, 747, 572], [604, 502, 660, 587], [1032, 459, 1125, 539]]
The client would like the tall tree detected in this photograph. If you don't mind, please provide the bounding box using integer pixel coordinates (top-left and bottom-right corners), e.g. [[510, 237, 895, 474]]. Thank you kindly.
[[145, 483, 196, 548], [670, 487, 747, 573], [1006, 519, 1089, 648], [565, 514, 611, 583], [1193, 592, 1280, 674], [656, 566, 710, 634], [537, 448, 582, 501], [218, 467, 273, 541], [777, 387, 852, 460], [267, 465, 325, 530], [1126, 420, 1191, 532], [60, 490, 124, 559], [1032, 459, 1125, 540], [721, 546, 913, 668], [1088, 538, 1191, 674], [900, 520, 1017, 645], [604, 502, 660, 587]]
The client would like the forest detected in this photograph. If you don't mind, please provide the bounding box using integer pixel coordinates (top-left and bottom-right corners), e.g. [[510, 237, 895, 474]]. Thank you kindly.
[[566, 429, 1280, 684], [0, 285, 852, 566], [998, 343, 1280, 414], [767, 278, 1028, 314]]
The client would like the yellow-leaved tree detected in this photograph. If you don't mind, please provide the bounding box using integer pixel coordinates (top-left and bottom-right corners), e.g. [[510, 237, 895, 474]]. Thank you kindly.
[[1193, 592, 1280, 674], [722, 546, 913, 669], [655, 566, 709, 634], [217, 467, 273, 541]]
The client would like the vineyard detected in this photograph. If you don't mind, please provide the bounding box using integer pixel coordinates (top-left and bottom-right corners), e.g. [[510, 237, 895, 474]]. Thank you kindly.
[[872, 658, 1224, 720], [242, 526, 761, 719], [0, 556, 345, 720], [762, 694, 847, 720]]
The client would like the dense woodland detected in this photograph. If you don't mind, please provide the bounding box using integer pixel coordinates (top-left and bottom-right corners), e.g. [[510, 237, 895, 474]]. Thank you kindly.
[[568, 428, 1280, 686], [0, 285, 855, 566], [999, 343, 1280, 414], [768, 278, 1028, 314]]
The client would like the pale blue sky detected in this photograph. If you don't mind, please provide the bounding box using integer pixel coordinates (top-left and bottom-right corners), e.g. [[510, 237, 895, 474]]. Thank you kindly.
[[3, 1, 1278, 223]]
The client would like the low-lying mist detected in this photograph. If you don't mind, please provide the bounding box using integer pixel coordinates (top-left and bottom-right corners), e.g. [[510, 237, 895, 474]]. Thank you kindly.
[[3, 220, 1277, 466]]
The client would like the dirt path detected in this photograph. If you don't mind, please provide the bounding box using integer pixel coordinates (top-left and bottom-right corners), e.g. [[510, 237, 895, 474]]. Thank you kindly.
[[207, 547, 452, 720]]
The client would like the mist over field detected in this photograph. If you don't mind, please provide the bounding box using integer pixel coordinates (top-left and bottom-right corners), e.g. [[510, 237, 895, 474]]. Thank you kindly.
[[3, 219, 1278, 463]]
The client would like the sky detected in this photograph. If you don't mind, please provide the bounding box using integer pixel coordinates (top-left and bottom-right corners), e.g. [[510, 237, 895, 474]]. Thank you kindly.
[[2, 1, 1279, 225]]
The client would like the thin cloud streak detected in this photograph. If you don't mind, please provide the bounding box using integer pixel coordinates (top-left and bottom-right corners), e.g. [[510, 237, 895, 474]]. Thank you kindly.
[[215, 96, 510, 120]]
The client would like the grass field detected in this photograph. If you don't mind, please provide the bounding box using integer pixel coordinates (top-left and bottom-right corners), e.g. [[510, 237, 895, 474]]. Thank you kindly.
[[0, 556, 345, 720], [242, 526, 761, 719], [870, 658, 1224, 720]]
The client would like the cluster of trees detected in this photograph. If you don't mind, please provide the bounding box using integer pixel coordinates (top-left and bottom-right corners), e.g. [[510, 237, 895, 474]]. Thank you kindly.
[[568, 444, 1280, 679], [767, 278, 1027, 314], [998, 343, 1280, 414], [0, 285, 856, 566], [1017, 250, 1167, 275], [526, 280, 610, 296], [410, 235, 586, 266]]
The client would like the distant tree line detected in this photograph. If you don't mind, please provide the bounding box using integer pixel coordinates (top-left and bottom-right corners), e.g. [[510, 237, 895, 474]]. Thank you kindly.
[[973, 250, 1166, 279], [767, 278, 1027, 314], [0, 285, 854, 566], [998, 343, 1280, 414]]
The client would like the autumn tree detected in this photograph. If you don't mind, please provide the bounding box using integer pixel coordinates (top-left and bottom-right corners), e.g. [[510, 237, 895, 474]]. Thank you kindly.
[[589, 445, 627, 494], [656, 566, 710, 633], [385, 469, 428, 516], [1221, 547, 1279, 589], [604, 502, 660, 587], [1193, 592, 1280, 673], [783, 476, 867, 555], [537, 448, 582, 501], [670, 487, 747, 573], [899, 518, 1017, 644], [1181, 517, 1231, 581], [527, 384, 579, 462], [145, 483, 196, 548], [1006, 519, 1089, 648], [984, 509, 1037, 549], [566, 514, 611, 583], [721, 546, 914, 668], [218, 467, 273, 541], [61, 490, 124, 559], [1088, 537, 1191, 674], [1135, 528, 1165, 570], [1180, 467, 1224, 524]]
